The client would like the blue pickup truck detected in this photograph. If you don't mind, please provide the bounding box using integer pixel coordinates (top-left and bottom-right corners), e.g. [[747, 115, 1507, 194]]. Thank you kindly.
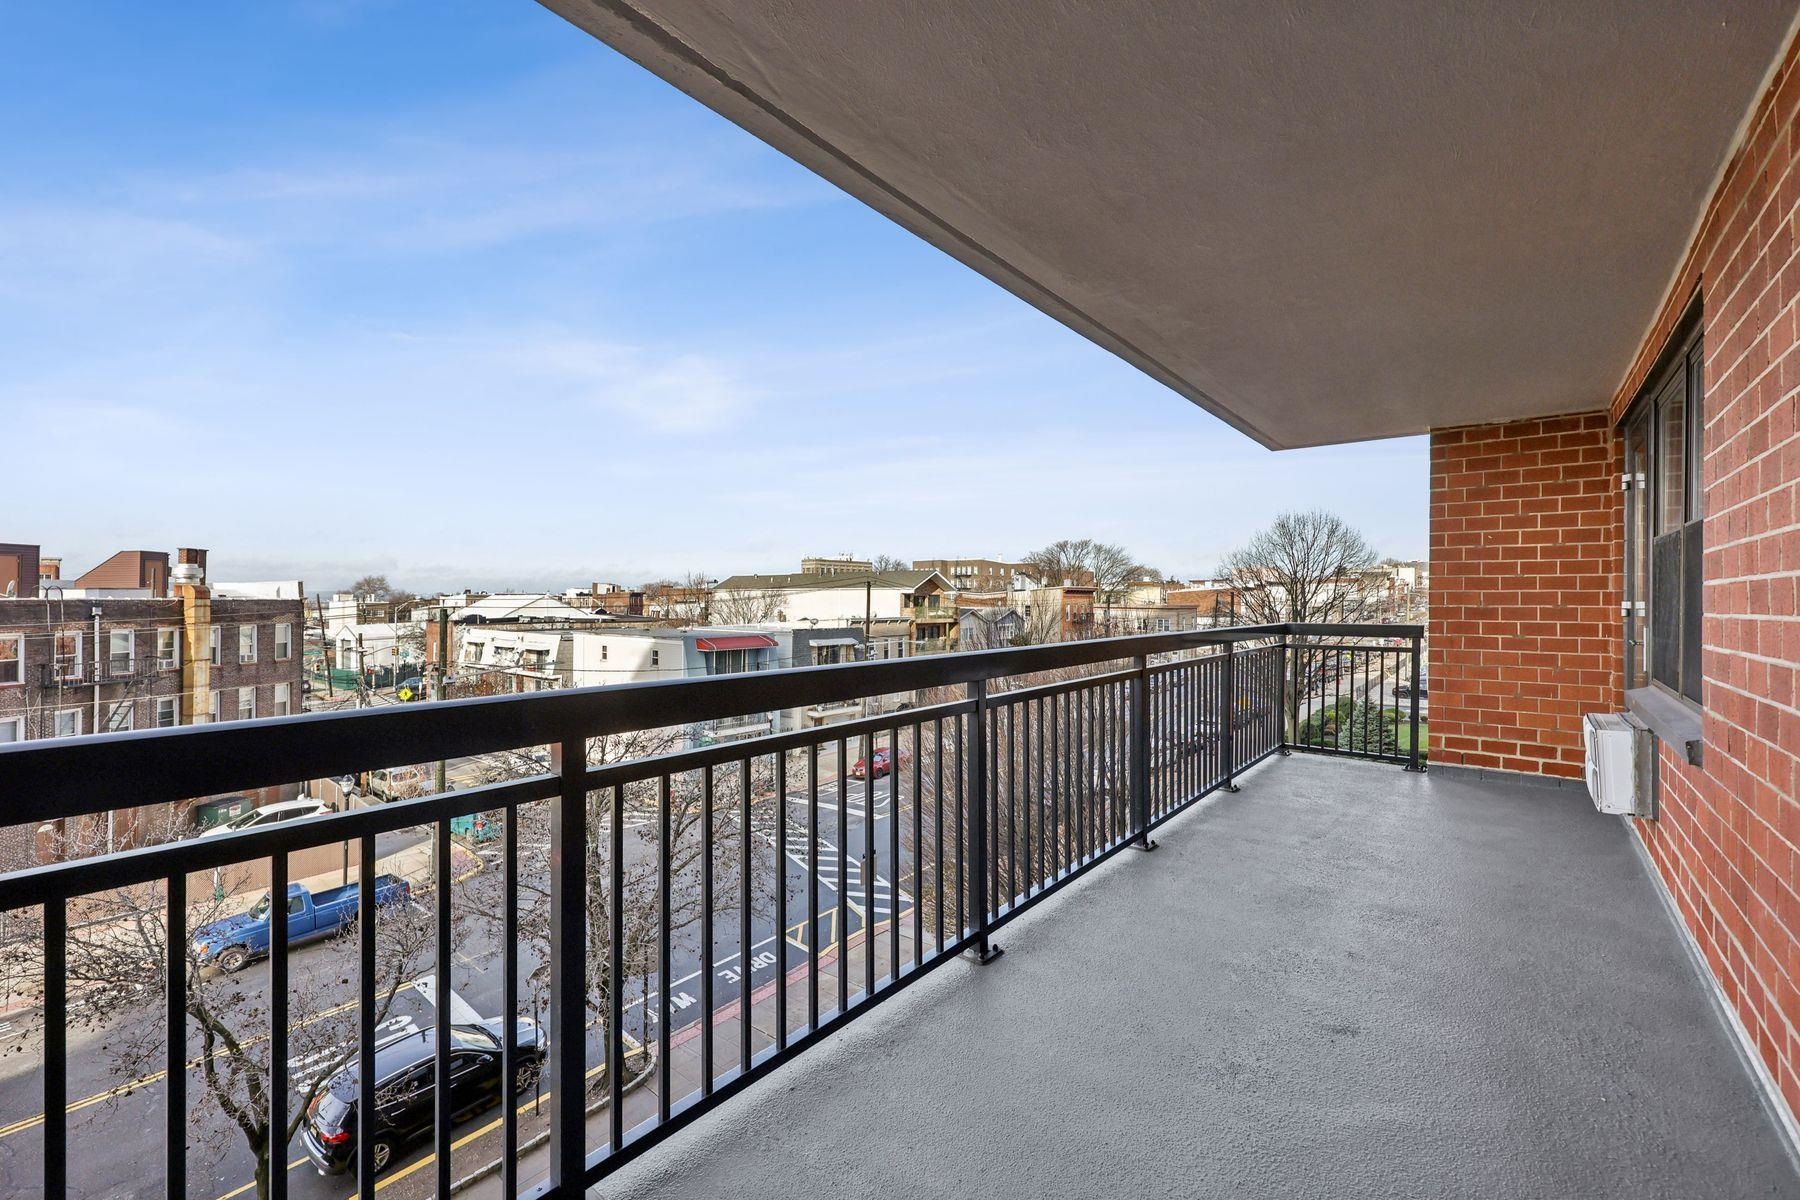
[[193, 876, 412, 972]]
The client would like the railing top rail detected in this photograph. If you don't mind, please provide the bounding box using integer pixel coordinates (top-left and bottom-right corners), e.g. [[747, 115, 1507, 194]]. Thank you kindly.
[[0, 622, 1419, 822]]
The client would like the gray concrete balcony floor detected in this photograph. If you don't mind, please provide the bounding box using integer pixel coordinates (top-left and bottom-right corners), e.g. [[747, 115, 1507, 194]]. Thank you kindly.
[[599, 753, 1800, 1199]]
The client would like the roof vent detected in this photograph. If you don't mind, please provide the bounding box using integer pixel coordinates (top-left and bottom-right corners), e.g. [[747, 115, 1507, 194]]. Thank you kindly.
[[170, 562, 205, 587]]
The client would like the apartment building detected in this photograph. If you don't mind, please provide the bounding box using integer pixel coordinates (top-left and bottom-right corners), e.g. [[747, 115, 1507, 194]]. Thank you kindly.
[[0, 544, 303, 868], [912, 557, 1034, 593]]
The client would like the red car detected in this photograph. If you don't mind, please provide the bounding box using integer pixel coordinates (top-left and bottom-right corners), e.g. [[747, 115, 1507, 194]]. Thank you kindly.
[[849, 748, 909, 779]]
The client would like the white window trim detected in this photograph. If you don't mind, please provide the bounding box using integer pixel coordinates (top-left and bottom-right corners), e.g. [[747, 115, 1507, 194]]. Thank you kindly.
[[0, 716, 21, 744], [273, 682, 291, 716], [0, 631, 20, 686], [155, 696, 179, 728], [156, 627, 180, 671], [210, 625, 221, 666], [274, 623, 293, 661], [51, 709, 81, 738], [109, 629, 135, 675], [239, 625, 258, 665], [53, 631, 83, 681], [209, 690, 222, 723], [237, 688, 255, 721]]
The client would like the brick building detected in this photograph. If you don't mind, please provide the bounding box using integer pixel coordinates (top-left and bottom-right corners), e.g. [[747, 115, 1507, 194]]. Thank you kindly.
[[0, 544, 304, 869]]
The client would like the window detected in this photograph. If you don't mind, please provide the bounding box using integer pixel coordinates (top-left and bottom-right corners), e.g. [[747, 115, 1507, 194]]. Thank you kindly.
[[105, 700, 134, 733], [209, 690, 221, 723], [238, 688, 256, 721], [210, 625, 222, 666], [651, 649, 660, 667], [239, 625, 258, 664], [155, 697, 178, 728], [156, 628, 179, 670], [273, 682, 291, 717], [108, 629, 133, 676], [52, 630, 81, 681], [600, 644, 609, 660], [1624, 320, 1705, 705], [274, 623, 292, 660], [51, 710, 80, 738], [0, 632, 18, 684], [0, 717, 19, 744]]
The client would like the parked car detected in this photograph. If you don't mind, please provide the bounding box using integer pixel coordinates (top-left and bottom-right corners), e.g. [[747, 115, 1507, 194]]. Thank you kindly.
[[303, 1018, 547, 1175], [1395, 679, 1430, 699], [191, 876, 411, 973], [201, 798, 332, 837], [849, 748, 910, 779]]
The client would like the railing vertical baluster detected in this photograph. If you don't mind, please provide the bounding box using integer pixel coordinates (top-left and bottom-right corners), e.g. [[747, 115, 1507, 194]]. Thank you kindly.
[[356, 833, 377, 1200], [432, 818, 451, 1200], [165, 872, 186, 1200], [549, 738, 590, 1194], [44, 896, 66, 1200], [1019, 702, 1032, 894], [502, 802, 520, 1188], [934, 717, 946, 955], [1050, 692, 1062, 879], [889, 721, 901, 981], [836, 739, 849, 1015], [1131, 656, 1156, 850], [657, 772, 672, 1125], [268, 849, 289, 1200], [775, 750, 789, 1050], [911, 722, 923, 970], [863, 733, 875, 998], [1408, 633, 1425, 772], [953, 714, 966, 942], [1222, 642, 1240, 793], [1035, 697, 1046, 889], [739, 757, 752, 1073], [966, 678, 1002, 962], [1277, 637, 1291, 752], [807, 747, 820, 1031], [700, 766, 714, 1094], [608, 784, 624, 1156]]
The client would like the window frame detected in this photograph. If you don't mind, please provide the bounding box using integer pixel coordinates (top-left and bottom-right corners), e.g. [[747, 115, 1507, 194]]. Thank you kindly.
[[156, 627, 180, 671], [1622, 314, 1705, 709], [51, 709, 81, 738], [239, 625, 258, 665], [108, 628, 134, 677], [274, 622, 292, 661], [0, 716, 21, 744], [0, 631, 20, 686], [155, 696, 179, 728], [273, 682, 291, 717], [210, 625, 222, 667], [237, 688, 256, 722]]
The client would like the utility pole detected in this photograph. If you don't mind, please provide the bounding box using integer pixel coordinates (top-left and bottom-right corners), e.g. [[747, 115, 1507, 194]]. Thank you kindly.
[[314, 594, 334, 697]]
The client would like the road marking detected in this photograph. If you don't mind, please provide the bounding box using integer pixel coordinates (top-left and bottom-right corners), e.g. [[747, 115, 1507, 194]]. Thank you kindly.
[[0, 979, 451, 1141]]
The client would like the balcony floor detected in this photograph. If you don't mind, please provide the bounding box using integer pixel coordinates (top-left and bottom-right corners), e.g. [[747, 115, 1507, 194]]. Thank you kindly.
[[598, 754, 1799, 1199]]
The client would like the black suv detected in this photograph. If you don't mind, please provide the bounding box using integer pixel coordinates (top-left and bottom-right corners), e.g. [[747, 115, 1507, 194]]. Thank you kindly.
[[303, 1019, 546, 1175]]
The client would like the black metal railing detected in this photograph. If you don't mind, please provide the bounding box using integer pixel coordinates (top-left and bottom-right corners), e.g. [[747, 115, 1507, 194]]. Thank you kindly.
[[0, 622, 1419, 1200]]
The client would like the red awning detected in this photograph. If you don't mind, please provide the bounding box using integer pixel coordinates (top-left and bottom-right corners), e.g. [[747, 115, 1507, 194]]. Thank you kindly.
[[695, 634, 778, 652]]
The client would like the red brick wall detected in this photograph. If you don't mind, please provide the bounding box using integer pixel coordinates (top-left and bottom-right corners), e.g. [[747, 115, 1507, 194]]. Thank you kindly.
[[1613, 34, 1800, 1120], [1428, 412, 1622, 777]]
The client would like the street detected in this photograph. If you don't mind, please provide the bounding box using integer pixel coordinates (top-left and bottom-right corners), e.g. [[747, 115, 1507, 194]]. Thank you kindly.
[[0, 769, 910, 1200]]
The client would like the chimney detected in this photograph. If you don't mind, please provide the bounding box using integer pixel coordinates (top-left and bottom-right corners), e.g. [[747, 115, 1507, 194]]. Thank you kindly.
[[173, 549, 211, 726]]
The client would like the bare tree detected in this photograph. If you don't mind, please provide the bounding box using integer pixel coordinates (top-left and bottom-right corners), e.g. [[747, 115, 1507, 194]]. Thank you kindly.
[[709, 582, 787, 625], [1215, 510, 1379, 627], [643, 572, 711, 623], [348, 574, 391, 599], [1021, 539, 1156, 631], [1, 813, 434, 1199], [869, 554, 908, 572], [458, 727, 776, 1102]]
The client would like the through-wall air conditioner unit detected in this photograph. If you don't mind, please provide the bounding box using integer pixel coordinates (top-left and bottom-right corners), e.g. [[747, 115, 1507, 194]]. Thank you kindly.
[[1583, 712, 1655, 818]]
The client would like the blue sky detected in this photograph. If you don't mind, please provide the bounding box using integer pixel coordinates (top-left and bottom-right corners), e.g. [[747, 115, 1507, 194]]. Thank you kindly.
[[2, 1, 1425, 593]]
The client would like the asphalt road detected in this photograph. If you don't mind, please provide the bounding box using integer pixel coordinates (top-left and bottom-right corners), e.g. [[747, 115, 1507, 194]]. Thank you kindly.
[[0, 773, 909, 1200]]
